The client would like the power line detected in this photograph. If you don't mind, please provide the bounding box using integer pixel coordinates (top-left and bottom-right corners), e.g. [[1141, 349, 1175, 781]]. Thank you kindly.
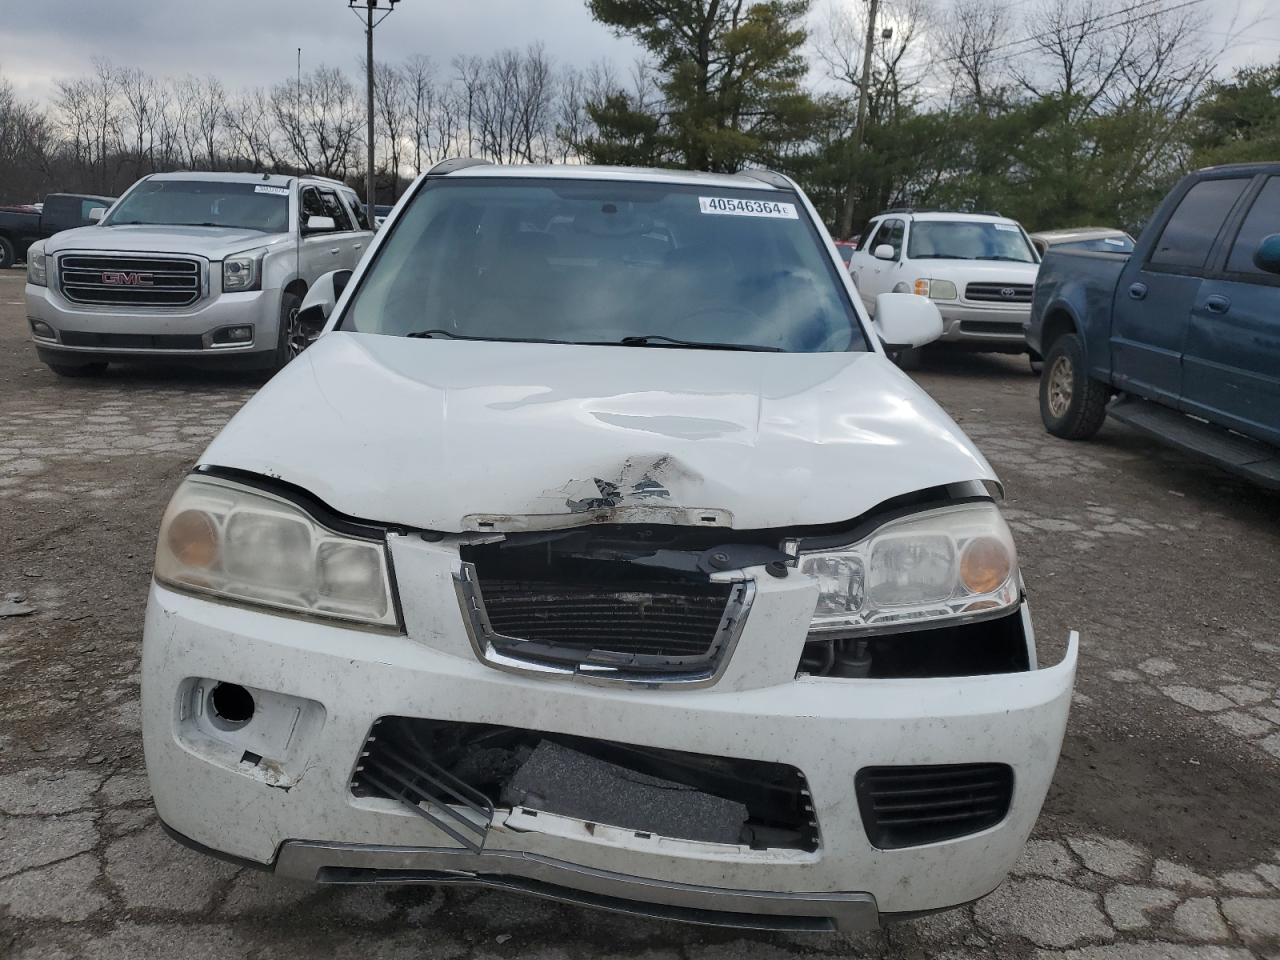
[[921, 0, 1206, 73]]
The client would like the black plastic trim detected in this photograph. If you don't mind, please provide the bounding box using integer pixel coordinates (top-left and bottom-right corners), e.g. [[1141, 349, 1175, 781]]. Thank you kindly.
[[159, 814, 273, 871]]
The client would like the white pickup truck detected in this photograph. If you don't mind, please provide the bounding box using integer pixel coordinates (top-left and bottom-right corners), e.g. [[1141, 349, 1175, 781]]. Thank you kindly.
[[849, 210, 1041, 364], [24, 171, 372, 376]]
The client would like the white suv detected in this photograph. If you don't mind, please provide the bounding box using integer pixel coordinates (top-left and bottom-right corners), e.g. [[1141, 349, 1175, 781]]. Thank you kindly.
[[140, 161, 1075, 932], [849, 210, 1040, 359]]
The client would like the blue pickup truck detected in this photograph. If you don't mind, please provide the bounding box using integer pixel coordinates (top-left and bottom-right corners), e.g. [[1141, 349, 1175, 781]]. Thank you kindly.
[[1027, 162, 1280, 488]]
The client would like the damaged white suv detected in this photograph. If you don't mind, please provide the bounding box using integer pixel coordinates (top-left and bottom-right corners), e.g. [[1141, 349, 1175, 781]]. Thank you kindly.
[[142, 160, 1077, 931]]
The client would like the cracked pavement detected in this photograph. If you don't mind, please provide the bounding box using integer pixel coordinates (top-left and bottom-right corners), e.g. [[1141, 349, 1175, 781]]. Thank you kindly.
[[0, 267, 1277, 958]]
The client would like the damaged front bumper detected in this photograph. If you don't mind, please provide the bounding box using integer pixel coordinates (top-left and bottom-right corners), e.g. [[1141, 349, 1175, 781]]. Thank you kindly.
[[142, 550, 1078, 932]]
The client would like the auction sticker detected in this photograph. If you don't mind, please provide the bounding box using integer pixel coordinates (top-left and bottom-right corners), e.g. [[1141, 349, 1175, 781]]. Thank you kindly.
[[254, 185, 290, 196], [699, 196, 798, 219]]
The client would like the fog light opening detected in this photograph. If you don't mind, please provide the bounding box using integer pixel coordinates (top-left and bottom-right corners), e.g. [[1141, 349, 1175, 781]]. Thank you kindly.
[[209, 683, 255, 729], [211, 325, 254, 346], [29, 319, 57, 341]]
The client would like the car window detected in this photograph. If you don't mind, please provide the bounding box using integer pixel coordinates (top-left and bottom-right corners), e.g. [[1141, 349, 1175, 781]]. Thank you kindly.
[[906, 220, 1036, 262], [347, 194, 372, 231], [858, 220, 879, 250], [341, 178, 867, 353], [1226, 176, 1280, 278], [105, 180, 289, 232], [320, 190, 354, 231], [301, 187, 330, 231], [80, 199, 106, 220], [1149, 178, 1249, 270], [870, 219, 903, 258], [1056, 236, 1135, 254]]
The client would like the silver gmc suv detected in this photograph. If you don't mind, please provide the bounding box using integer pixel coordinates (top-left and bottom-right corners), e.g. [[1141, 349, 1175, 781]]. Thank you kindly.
[[24, 171, 373, 376]]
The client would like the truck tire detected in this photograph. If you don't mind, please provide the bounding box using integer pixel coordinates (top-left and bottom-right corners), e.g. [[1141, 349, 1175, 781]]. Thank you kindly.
[[893, 346, 924, 371], [1040, 333, 1108, 440], [273, 290, 305, 370], [0, 237, 15, 269], [48, 361, 108, 378]]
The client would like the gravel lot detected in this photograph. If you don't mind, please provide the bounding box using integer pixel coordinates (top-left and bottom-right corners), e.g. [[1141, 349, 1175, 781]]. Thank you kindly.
[[1, 265, 1277, 959]]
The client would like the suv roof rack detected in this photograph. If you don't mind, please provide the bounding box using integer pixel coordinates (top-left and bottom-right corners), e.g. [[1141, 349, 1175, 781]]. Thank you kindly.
[[876, 206, 1004, 217], [738, 168, 795, 191], [304, 174, 350, 187], [428, 157, 494, 176]]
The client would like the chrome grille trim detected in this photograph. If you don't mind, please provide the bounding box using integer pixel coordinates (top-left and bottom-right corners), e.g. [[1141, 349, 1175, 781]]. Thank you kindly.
[[964, 282, 1033, 304], [58, 253, 203, 307]]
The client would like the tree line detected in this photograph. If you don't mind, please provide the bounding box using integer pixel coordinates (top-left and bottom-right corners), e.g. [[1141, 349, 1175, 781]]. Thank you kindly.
[[1, 0, 1277, 235]]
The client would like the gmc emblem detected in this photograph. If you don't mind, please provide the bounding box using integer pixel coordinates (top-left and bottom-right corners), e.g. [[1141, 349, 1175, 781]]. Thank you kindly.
[[101, 271, 154, 286]]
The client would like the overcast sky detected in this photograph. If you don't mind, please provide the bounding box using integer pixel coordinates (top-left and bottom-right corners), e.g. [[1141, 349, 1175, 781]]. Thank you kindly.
[[3, 0, 1277, 103]]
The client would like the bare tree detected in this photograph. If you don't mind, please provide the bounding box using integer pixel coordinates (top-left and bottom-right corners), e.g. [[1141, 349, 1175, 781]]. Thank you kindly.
[[402, 54, 437, 174], [373, 60, 409, 195], [937, 0, 1013, 110]]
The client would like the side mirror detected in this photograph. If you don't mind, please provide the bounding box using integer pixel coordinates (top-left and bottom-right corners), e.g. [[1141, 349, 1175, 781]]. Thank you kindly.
[[873, 243, 896, 261], [1253, 233, 1280, 275], [874, 292, 943, 349], [305, 214, 336, 232], [88, 207, 106, 223], [295, 270, 353, 349]]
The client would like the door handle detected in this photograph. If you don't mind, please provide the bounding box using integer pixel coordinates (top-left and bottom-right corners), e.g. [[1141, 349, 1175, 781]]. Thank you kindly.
[[353, 243, 363, 251], [1205, 294, 1231, 314], [1128, 282, 1147, 300], [329, 247, 340, 255]]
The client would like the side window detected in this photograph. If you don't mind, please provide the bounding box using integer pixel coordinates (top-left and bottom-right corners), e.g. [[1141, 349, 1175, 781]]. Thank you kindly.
[[1226, 176, 1280, 278], [870, 218, 904, 258], [345, 193, 371, 231], [79, 199, 105, 221], [858, 220, 879, 250], [1149, 178, 1248, 270], [301, 187, 330, 232], [320, 190, 354, 231]]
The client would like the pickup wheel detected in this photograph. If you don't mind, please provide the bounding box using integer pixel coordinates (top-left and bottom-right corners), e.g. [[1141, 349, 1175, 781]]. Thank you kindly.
[[1040, 334, 1108, 440], [273, 290, 305, 370], [0, 237, 15, 270]]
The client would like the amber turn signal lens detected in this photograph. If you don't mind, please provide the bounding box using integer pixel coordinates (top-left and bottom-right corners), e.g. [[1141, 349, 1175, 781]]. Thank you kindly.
[[913, 278, 930, 296], [959, 536, 1011, 594], [167, 509, 219, 568]]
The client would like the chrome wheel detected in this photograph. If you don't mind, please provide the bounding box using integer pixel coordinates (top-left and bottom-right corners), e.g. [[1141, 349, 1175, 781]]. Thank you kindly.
[[1046, 355, 1074, 418], [285, 304, 307, 358]]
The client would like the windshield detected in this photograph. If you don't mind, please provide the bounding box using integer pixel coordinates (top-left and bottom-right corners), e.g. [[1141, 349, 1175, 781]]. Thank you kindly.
[[105, 180, 289, 232], [907, 220, 1037, 263], [340, 179, 867, 353]]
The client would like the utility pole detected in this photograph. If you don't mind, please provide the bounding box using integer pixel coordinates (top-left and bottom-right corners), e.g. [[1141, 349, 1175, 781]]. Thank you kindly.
[[841, 0, 880, 238], [349, 0, 400, 215]]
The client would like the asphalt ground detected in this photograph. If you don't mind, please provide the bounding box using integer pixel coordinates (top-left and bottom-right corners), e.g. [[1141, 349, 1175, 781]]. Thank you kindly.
[[1, 265, 1277, 958]]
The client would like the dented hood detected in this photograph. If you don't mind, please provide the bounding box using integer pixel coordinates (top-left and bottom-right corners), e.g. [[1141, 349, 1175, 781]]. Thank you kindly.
[[201, 332, 999, 532]]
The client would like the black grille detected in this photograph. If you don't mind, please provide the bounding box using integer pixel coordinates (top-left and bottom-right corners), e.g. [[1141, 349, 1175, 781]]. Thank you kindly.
[[474, 575, 739, 672], [855, 763, 1013, 849], [59, 254, 201, 307], [965, 282, 1032, 303], [59, 330, 205, 350]]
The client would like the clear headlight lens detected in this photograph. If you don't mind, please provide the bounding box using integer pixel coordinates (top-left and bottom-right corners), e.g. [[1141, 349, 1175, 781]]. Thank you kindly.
[[155, 475, 397, 627], [222, 251, 262, 292], [27, 245, 47, 286], [911, 278, 957, 300], [798, 502, 1019, 635]]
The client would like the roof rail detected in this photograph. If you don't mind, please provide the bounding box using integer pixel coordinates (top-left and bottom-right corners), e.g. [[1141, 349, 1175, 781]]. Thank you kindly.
[[303, 174, 349, 187], [428, 157, 495, 176], [738, 168, 794, 190], [876, 206, 1005, 218]]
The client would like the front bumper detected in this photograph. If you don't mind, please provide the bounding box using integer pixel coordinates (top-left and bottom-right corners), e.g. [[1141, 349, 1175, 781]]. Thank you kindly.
[[936, 302, 1032, 348], [25, 280, 280, 365], [142, 539, 1077, 930]]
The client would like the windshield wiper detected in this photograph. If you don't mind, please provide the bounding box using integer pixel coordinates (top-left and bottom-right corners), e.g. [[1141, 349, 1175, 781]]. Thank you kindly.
[[976, 255, 1033, 262], [615, 334, 782, 352], [405, 329, 572, 345]]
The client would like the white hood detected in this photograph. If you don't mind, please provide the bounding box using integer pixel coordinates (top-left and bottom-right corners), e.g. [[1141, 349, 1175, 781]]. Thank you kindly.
[[201, 332, 999, 532], [44, 224, 291, 259]]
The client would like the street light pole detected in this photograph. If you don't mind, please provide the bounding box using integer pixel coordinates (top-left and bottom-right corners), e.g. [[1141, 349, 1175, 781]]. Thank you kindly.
[[349, 0, 399, 215]]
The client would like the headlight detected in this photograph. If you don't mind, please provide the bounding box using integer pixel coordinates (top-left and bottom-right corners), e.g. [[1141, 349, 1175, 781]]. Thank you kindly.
[[798, 502, 1019, 636], [154, 475, 398, 628], [27, 244, 47, 286], [222, 251, 262, 292], [911, 278, 957, 300]]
